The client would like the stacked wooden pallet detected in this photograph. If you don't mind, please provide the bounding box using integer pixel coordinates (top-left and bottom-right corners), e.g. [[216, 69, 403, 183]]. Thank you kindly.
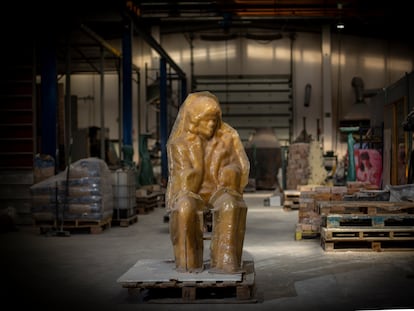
[[295, 185, 347, 240], [283, 190, 300, 210], [317, 201, 414, 252], [136, 185, 165, 214], [346, 181, 379, 194], [136, 193, 158, 214]]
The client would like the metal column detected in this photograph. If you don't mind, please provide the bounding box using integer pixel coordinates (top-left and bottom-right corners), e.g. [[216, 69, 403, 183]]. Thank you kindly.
[[322, 25, 333, 152], [65, 33, 72, 166], [160, 58, 168, 184], [40, 42, 58, 164], [181, 77, 187, 106], [122, 20, 133, 164], [100, 46, 105, 161]]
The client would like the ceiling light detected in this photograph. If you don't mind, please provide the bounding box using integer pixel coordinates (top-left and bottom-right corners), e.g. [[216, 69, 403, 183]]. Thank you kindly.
[[336, 22, 345, 29]]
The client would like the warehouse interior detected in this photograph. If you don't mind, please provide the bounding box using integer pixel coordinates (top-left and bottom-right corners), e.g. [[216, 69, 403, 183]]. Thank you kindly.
[[1, 0, 414, 310]]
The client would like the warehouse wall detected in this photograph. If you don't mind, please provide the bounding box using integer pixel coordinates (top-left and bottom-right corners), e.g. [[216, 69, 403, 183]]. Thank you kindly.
[[69, 28, 414, 162], [68, 71, 140, 163]]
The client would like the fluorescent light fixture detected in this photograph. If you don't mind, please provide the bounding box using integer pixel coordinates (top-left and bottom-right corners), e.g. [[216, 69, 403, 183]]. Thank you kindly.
[[337, 22, 345, 29]]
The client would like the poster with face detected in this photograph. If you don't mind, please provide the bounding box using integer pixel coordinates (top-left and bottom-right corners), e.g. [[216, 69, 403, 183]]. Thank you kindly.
[[354, 149, 382, 188]]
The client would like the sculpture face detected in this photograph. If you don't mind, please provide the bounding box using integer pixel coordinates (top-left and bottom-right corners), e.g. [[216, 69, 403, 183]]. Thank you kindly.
[[187, 96, 220, 140], [193, 111, 218, 140]]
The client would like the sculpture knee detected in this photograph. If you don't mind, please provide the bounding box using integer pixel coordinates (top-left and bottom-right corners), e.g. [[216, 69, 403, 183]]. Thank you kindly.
[[171, 196, 196, 217], [210, 188, 246, 213], [170, 195, 205, 233]]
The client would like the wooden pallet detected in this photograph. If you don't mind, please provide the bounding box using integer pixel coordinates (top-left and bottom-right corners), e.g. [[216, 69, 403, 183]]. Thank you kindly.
[[295, 223, 320, 240], [317, 200, 414, 216], [136, 193, 160, 214], [35, 216, 112, 234], [321, 226, 414, 240], [136, 205, 154, 215], [323, 214, 414, 228], [117, 259, 257, 303], [112, 206, 138, 226], [112, 207, 135, 219], [283, 190, 300, 210], [154, 191, 166, 207], [112, 214, 138, 227], [321, 238, 414, 252], [320, 227, 414, 252], [136, 193, 159, 204], [283, 201, 300, 210]]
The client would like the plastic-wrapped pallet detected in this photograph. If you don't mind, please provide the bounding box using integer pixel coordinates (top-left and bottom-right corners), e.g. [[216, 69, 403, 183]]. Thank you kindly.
[[31, 157, 113, 222], [386, 184, 414, 202]]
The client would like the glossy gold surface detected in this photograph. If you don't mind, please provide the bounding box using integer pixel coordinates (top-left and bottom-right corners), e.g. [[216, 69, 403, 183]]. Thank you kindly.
[[166, 91, 250, 273]]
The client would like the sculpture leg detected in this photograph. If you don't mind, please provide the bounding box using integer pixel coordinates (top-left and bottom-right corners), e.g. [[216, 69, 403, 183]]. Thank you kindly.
[[209, 191, 247, 273], [169, 196, 204, 272]]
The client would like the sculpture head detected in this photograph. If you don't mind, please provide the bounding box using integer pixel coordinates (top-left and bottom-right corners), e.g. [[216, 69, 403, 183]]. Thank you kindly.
[[188, 95, 221, 139], [169, 91, 222, 141]]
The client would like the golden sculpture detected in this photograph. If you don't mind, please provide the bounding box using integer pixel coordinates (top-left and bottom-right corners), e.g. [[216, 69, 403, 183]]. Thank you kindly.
[[166, 91, 250, 274]]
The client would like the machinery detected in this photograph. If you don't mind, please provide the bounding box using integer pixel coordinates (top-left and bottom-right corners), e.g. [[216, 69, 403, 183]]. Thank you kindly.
[[245, 127, 282, 191], [340, 126, 360, 182]]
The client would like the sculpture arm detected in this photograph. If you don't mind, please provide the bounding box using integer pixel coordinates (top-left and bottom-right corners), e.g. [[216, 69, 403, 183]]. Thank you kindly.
[[166, 137, 204, 205], [209, 124, 249, 194], [222, 125, 250, 193], [232, 134, 250, 193]]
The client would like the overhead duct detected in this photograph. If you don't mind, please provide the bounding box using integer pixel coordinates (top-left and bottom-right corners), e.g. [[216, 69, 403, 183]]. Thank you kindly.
[[351, 76, 365, 104], [351, 76, 381, 103]]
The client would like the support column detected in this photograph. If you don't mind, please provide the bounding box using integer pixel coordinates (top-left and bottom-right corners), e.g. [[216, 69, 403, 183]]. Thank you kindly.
[[100, 46, 105, 161], [122, 20, 133, 164], [322, 25, 333, 152], [160, 57, 168, 184], [65, 33, 72, 166], [181, 77, 187, 106], [40, 40, 57, 165]]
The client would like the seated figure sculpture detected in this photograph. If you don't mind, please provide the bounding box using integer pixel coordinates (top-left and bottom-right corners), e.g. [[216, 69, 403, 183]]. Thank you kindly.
[[166, 91, 250, 274]]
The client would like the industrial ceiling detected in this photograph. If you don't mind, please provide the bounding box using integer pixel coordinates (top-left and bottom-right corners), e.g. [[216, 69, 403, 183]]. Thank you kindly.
[[3, 0, 410, 74], [72, 1, 410, 39], [126, 0, 407, 39]]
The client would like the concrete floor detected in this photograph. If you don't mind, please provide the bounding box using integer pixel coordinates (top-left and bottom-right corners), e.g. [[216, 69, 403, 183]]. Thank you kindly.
[[1, 191, 414, 311]]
